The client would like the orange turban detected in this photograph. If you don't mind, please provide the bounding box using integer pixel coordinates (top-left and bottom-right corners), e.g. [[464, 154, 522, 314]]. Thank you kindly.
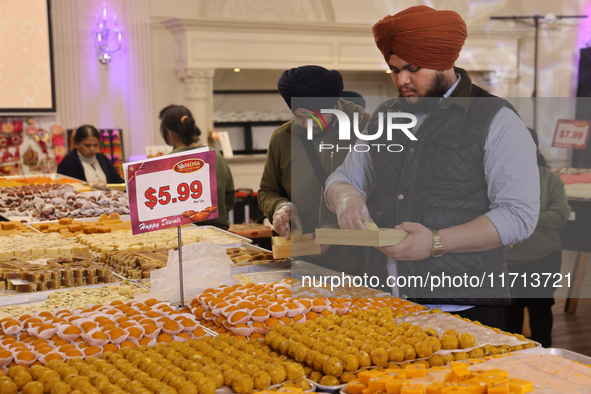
[[372, 6, 467, 70]]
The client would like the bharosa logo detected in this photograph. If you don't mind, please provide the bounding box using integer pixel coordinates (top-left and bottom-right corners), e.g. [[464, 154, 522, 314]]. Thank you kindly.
[[173, 159, 205, 173], [304, 109, 418, 153]]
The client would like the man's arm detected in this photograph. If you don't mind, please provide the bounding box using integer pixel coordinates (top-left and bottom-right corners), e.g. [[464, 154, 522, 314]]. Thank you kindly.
[[325, 135, 376, 229], [378, 107, 540, 261], [257, 131, 290, 222]]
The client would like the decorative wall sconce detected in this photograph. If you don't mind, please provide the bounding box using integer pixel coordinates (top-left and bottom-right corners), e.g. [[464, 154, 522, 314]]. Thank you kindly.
[[94, 1, 122, 64]]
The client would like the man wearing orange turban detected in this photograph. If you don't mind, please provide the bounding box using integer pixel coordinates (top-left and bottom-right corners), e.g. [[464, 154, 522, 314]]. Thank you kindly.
[[325, 6, 540, 329]]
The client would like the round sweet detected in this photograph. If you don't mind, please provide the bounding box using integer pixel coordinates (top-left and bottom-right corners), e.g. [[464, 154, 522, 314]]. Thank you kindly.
[[319, 375, 340, 386], [458, 333, 476, 349], [440, 335, 459, 350], [231, 373, 254, 394], [414, 341, 433, 359], [468, 347, 485, 358], [443, 329, 459, 338], [266, 364, 287, 385], [322, 357, 343, 376], [424, 336, 441, 352], [369, 348, 388, 367], [400, 344, 416, 361], [0, 380, 18, 394], [195, 376, 216, 394], [355, 352, 371, 368], [22, 381, 44, 394], [341, 354, 359, 372]]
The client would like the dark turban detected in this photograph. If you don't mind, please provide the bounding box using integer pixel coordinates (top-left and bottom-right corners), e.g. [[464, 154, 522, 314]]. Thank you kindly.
[[277, 66, 343, 112], [372, 6, 467, 70]]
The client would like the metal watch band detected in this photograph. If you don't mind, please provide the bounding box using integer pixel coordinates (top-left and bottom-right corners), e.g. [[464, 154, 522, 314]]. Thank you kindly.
[[430, 230, 445, 257]]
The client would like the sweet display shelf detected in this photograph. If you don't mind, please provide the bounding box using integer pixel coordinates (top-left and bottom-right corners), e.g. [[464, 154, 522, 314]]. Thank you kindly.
[[0, 279, 142, 308]]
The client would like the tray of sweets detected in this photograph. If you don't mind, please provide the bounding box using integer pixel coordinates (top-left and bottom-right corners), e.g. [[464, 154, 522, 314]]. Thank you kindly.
[[225, 243, 290, 274]]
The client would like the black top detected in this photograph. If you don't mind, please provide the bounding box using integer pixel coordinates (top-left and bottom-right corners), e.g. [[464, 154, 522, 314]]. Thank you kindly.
[[57, 149, 125, 183]]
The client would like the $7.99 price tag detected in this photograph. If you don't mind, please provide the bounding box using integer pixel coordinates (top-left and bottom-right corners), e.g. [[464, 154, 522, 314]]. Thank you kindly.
[[124, 149, 218, 235], [552, 119, 591, 149]]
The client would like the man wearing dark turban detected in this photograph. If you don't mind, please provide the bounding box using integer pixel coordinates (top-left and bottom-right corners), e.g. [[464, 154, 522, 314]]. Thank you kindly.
[[258, 65, 370, 274], [325, 6, 540, 329]]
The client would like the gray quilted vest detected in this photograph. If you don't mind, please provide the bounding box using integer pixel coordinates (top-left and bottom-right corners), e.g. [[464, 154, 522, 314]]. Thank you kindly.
[[365, 82, 514, 306]]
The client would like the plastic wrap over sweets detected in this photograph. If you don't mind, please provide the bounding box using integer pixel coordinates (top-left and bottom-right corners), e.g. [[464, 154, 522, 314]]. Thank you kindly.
[[135, 241, 238, 303]]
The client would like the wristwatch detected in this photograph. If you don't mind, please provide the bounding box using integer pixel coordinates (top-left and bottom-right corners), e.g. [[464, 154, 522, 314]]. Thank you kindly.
[[430, 230, 445, 257]]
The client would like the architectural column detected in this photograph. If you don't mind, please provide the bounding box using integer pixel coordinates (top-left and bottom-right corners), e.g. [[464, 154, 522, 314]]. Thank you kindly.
[[177, 68, 215, 136], [124, 0, 155, 160], [50, 0, 82, 128], [485, 70, 519, 97]]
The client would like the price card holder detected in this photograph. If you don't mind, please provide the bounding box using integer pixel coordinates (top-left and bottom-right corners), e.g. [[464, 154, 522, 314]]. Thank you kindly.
[[552, 119, 591, 149], [124, 148, 218, 235], [124, 148, 218, 307]]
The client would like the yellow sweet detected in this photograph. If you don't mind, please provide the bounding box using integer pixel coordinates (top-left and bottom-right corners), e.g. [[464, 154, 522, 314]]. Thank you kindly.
[[441, 387, 473, 393], [364, 222, 379, 231], [426, 382, 447, 394], [508, 378, 533, 394], [444, 371, 460, 383], [385, 370, 406, 379], [400, 383, 424, 394], [487, 382, 510, 394], [347, 379, 367, 394], [359, 370, 386, 385], [386, 378, 410, 394], [478, 369, 509, 382], [405, 364, 426, 378], [462, 376, 488, 394], [450, 363, 471, 379], [368, 374, 394, 391]]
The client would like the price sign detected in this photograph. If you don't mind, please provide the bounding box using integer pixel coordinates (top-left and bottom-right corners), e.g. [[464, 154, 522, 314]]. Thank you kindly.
[[124, 149, 218, 235], [552, 119, 591, 149]]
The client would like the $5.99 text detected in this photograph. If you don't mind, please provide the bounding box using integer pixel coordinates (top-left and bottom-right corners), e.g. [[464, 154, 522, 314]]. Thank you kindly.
[[144, 181, 202, 210]]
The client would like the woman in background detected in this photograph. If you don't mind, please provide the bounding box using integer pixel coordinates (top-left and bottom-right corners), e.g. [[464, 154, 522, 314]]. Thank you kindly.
[[160, 105, 236, 230], [504, 128, 571, 348], [57, 125, 124, 188]]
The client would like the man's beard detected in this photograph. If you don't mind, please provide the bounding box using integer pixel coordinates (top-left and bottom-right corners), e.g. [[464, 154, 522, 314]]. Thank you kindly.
[[397, 72, 450, 112]]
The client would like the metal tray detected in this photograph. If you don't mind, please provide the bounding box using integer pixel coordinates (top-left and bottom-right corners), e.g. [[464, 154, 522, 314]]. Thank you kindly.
[[0, 281, 127, 308], [226, 243, 290, 275], [3, 173, 86, 182], [514, 347, 591, 364], [195, 225, 253, 244], [28, 214, 132, 225], [232, 269, 292, 285]]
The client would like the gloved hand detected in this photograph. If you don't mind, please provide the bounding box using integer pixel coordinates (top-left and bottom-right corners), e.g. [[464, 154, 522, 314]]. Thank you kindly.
[[329, 182, 373, 230], [89, 181, 109, 191], [273, 202, 303, 240]]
